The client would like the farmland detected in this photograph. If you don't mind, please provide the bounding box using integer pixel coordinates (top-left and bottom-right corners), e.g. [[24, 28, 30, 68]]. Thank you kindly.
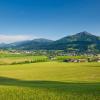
[[0, 61, 100, 100], [0, 52, 48, 65]]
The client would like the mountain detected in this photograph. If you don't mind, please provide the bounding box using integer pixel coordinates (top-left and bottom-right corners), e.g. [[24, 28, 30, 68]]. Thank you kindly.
[[0, 43, 7, 47], [0, 31, 100, 53], [15, 38, 53, 50], [46, 31, 100, 52], [4, 38, 53, 50], [54, 31, 99, 43]]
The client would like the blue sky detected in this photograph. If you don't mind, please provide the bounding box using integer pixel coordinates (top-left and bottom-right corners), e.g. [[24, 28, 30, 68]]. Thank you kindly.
[[0, 0, 100, 43]]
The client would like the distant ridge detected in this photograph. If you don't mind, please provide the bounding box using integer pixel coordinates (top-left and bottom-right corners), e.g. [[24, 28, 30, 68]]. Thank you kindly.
[[0, 31, 100, 53]]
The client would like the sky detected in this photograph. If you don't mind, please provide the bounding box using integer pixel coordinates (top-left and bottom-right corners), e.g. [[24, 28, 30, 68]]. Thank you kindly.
[[0, 0, 100, 43]]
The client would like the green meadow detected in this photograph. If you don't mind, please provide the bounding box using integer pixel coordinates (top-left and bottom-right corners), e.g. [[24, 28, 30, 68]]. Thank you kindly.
[[0, 54, 48, 65], [0, 62, 100, 100]]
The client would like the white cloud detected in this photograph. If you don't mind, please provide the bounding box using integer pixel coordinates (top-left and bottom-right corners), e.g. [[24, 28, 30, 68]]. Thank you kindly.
[[0, 35, 35, 43]]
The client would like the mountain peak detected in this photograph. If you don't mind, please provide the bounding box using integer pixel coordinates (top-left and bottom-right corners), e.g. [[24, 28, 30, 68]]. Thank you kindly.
[[75, 31, 93, 36]]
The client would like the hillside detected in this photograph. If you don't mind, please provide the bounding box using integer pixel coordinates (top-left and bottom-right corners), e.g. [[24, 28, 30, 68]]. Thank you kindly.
[[47, 31, 100, 53], [1, 38, 53, 50], [0, 31, 100, 53]]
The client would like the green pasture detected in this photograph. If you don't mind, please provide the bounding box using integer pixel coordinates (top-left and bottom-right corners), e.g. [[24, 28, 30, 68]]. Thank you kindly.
[[0, 55, 48, 65], [0, 62, 100, 100]]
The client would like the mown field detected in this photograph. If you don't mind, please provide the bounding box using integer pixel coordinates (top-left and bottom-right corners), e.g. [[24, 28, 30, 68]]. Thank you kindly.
[[0, 62, 100, 100], [0, 54, 48, 65]]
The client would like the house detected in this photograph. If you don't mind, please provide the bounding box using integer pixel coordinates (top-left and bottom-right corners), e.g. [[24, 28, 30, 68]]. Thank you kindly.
[[97, 58, 100, 62], [63, 59, 78, 63], [70, 59, 79, 63], [78, 59, 88, 62]]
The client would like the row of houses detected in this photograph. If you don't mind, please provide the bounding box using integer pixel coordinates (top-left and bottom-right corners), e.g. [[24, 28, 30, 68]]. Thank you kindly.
[[63, 58, 100, 63]]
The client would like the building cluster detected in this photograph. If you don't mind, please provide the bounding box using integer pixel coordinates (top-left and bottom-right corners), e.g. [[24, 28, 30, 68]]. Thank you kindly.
[[63, 57, 100, 63]]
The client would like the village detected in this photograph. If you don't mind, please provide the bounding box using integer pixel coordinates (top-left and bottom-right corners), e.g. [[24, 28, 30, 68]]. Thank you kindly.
[[1, 49, 100, 63]]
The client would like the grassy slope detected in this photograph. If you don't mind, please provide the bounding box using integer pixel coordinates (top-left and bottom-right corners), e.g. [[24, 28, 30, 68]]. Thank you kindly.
[[0, 62, 100, 100]]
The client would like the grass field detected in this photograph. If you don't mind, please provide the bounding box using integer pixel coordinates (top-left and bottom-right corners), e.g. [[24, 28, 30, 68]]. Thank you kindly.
[[0, 55, 48, 65], [0, 62, 100, 100]]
